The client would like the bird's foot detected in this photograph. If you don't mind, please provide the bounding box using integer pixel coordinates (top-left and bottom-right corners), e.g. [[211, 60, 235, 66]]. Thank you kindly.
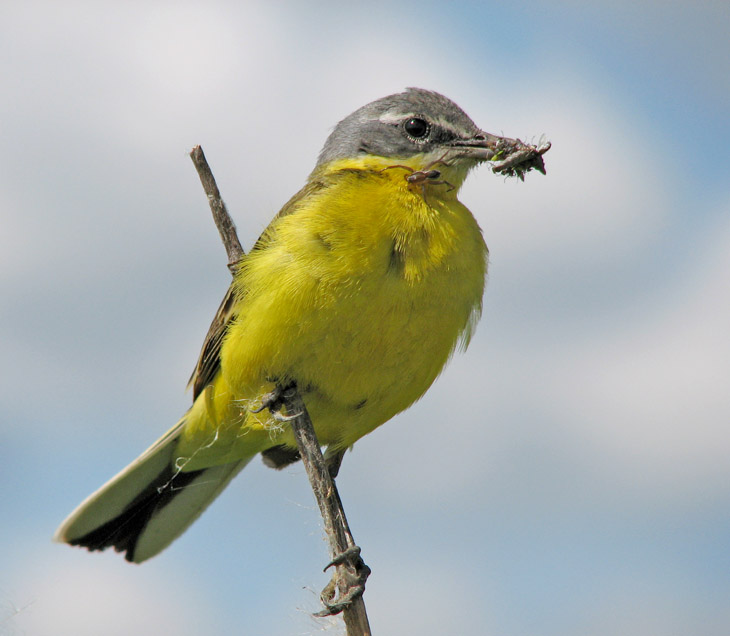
[[250, 383, 301, 421], [315, 546, 371, 616]]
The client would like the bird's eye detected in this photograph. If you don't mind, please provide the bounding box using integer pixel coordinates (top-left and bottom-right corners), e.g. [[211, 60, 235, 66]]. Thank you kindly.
[[404, 117, 430, 140]]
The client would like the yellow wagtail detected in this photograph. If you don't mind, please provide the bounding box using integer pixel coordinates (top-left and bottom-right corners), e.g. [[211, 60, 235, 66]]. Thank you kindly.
[[55, 88, 534, 562]]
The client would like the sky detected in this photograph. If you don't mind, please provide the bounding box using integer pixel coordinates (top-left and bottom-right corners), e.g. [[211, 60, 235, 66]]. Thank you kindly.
[[1, 1, 729, 635]]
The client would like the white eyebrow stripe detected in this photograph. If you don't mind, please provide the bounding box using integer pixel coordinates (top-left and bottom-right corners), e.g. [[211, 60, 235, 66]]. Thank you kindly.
[[378, 112, 407, 125], [377, 112, 466, 137]]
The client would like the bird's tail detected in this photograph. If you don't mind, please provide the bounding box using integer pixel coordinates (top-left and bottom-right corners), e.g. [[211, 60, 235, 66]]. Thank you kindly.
[[53, 418, 251, 563]]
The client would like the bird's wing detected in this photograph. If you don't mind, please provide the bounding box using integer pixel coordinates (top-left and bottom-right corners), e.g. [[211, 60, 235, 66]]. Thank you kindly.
[[187, 175, 331, 399], [187, 284, 238, 400]]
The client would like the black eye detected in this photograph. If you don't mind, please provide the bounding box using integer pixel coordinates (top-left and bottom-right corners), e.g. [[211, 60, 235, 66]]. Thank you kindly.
[[404, 117, 430, 140]]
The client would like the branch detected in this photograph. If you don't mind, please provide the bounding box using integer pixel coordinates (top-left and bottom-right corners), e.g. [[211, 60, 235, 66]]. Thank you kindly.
[[188, 146, 372, 635], [283, 388, 372, 633], [190, 145, 244, 271]]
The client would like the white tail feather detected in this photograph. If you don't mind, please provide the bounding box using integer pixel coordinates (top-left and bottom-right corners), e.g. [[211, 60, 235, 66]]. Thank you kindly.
[[54, 420, 251, 562], [131, 460, 249, 562]]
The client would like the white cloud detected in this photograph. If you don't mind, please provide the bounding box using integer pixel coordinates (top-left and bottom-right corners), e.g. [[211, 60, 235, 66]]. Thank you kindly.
[[461, 75, 673, 272], [546, 199, 730, 486]]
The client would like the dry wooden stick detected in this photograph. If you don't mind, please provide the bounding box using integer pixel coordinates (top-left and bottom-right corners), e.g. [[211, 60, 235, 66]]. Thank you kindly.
[[190, 145, 244, 270], [189, 145, 372, 635], [282, 388, 372, 633]]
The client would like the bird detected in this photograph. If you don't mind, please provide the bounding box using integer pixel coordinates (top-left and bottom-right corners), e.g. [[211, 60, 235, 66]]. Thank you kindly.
[[54, 88, 511, 563]]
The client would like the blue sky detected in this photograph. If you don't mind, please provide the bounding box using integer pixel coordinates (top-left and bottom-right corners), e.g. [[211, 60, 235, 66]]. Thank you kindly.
[[2, 2, 729, 635]]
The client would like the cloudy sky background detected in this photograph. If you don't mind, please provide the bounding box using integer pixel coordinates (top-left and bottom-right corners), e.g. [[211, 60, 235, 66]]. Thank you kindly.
[[2, 1, 729, 634]]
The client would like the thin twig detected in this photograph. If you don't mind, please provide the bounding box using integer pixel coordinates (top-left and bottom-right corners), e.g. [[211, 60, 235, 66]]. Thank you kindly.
[[283, 388, 372, 634], [190, 145, 244, 271], [188, 146, 371, 635]]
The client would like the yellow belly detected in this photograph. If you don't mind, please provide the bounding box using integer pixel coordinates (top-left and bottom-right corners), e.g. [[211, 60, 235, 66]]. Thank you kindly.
[[176, 160, 487, 469]]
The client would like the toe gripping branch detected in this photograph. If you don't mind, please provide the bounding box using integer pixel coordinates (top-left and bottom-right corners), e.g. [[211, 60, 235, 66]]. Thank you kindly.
[[251, 382, 302, 422], [316, 545, 372, 617]]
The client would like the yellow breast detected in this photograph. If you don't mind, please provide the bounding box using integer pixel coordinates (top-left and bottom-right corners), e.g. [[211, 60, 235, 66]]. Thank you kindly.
[[217, 157, 487, 451]]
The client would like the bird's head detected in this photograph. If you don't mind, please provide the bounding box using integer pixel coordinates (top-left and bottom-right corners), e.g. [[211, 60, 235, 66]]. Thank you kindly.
[[316, 87, 503, 190]]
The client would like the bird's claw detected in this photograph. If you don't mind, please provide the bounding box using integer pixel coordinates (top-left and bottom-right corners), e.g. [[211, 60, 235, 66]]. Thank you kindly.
[[250, 384, 301, 420], [315, 546, 371, 617]]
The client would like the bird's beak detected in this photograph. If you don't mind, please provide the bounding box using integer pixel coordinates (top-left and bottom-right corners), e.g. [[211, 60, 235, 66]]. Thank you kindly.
[[448, 130, 504, 162], [449, 130, 549, 176]]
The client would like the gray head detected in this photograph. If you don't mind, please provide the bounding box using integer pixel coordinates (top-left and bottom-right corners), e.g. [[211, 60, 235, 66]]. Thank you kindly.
[[317, 88, 497, 168]]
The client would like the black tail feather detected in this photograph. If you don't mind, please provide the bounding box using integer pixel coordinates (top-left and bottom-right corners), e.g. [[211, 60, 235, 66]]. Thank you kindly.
[[68, 466, 205, 562]]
